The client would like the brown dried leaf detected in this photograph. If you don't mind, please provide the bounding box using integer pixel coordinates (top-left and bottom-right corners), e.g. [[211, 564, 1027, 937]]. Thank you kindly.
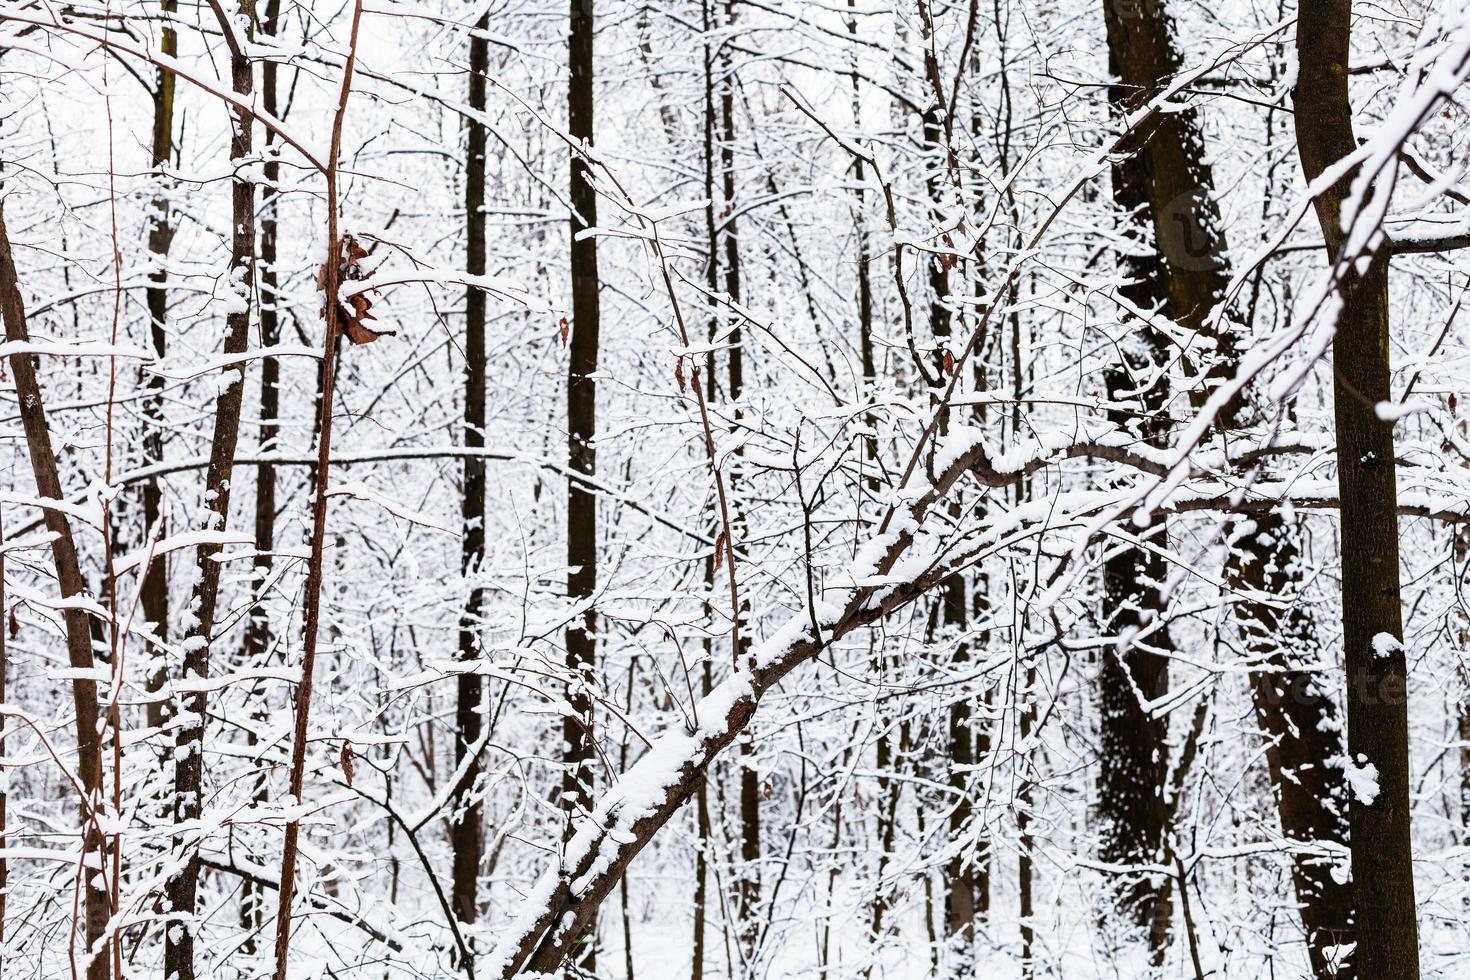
[[326, 233, 396, 346], [340, 742, 355, 787], [942, 348, 955, 376], [675, 355, 686, 393], [559, 317, 570, 346], [713, 529, 727, 571], [8, 604, 18, 639], [343, 317, 394, 345]]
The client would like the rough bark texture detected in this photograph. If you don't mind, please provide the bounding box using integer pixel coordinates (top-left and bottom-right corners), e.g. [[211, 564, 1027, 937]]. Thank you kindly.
[[1292, 6, 1419, 977], [1096, 30, 1174, 954], [0, 201, 111, 980], [166, 8, 256, 978], [706, 1, 760, 960], [0, 488, 8, 970], [451, 8, 491, 946], [566, 0, 600, 971], [1104, 4, 1354, 970], [944, 576, 977, 943], [142, 0, 178, 732], [240, 0, 283, 951], [692, 9, 720, 973], [1229, 526, 1354, 975]]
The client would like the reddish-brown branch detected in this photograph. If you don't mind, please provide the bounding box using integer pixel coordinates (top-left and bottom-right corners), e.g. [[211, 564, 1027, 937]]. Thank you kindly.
[[272, 2, 364, 976]]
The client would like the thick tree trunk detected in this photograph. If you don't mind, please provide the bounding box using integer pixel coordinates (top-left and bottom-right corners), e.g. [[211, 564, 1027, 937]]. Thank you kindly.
[[167, 7, 256, 978], [1103, 4, 1355, 971], [0, 201, 111, 980], [1293, 6, 1419, 977], [1096, 31, 1175, 955], [566, 0, 600, 972], [1097, 512, 1173, 955], [451, 9, 491, 951], [1230, 524, 1355, 975]]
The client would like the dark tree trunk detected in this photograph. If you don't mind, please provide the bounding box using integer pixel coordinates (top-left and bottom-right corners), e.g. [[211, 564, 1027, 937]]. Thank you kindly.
[[1230, 524, 1355, 975], [0, 496, 8, 969], [167, 7, 257, 978], [142, 0, 178, 733], [692, 7, 720, 974], [1102, 4, 1355, 970], [1095, 22, 1176, 956], [566, 0, 600, 972], [1293, 5, 1419, 976], [944, 577, 977, 944], [0, 202, 111, 980], [451, 8, 491, 952], [240, 0, 284, 952], [712, 3, 760, 964], [1017, 663, 1037, 976]]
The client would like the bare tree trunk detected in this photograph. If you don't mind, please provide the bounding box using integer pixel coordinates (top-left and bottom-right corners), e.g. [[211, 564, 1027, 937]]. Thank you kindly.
[[1233, 535, 1355, 975], [0, 512, 7, 971], [142, 0, 178, 734], [1102, 2, 1354, 973], [711, 3, 760, 965], [239, 0, 284, 954], [566, 0, 600, 973], [166, 7, 256, 977], [692, 7, 721, 972], [1018, 663, 1037, 976], [1096, 30, 1174, 946], [0, 201, 111, 980], [910, 53, 980, 947], [1099, 9, 1176, 952], [866, 684, 902, 953], [1293, 6, 1418, 977], [451, 8, 491, 955]]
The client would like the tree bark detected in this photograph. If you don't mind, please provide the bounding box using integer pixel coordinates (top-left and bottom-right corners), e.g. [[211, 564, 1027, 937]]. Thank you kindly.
[[0, 200, 111, 980], [1103, 4, 1355, 971], [0, 504, 8, 971], [710, 2, 760, 964], [944, 577, 977, 945], [1096, 28, 1174, 957], [692, 7, 720, 973], [1293, 6, 1419, 977], [566, 0, 600, 972], [451, 7, 491, 952], [142, 0, 178, 734], [166, 7, 256, 977], [240, 0, 284, 952], [1231, 531, 1354, 976]]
